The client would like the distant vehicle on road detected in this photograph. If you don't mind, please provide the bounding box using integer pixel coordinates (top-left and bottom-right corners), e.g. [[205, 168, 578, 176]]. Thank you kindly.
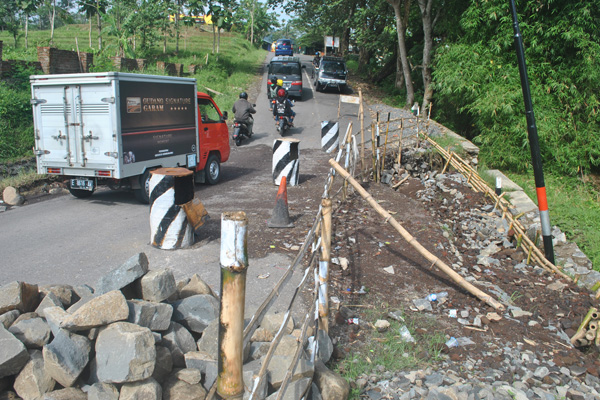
[[314, 56, 348, 93], [267, 56, 305, 99], [275, 39, 293, 56], [30, 72, 230, 203]]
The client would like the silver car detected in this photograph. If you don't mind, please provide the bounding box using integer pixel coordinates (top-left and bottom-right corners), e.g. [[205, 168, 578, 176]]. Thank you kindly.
[[268, 56, 305, 99]]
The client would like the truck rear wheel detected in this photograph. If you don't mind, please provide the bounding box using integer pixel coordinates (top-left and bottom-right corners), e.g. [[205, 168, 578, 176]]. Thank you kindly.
[[205, 154, 220, 185], [134, 169, 152, 204]]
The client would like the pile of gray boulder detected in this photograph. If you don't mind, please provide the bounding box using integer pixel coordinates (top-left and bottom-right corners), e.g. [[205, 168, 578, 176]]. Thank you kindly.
[[0, 253, 349, 400]]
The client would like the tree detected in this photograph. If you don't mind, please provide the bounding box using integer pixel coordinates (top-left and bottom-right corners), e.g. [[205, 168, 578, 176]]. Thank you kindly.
[[0, 0, 22, 47], [78, 0, 107, 48], [20, 0, 43, 48], [386, 0, 414, 107]]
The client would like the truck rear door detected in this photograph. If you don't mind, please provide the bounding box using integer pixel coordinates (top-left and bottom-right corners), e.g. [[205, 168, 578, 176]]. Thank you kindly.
[[33, 83, 116, 174]]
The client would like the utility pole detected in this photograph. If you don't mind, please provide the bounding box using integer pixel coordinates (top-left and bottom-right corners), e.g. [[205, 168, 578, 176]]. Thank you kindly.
[[509, 0, 554, 264]]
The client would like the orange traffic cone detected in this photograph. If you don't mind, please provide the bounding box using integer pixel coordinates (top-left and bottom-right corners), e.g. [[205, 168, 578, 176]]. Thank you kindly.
[[267, 176, 294, 228]]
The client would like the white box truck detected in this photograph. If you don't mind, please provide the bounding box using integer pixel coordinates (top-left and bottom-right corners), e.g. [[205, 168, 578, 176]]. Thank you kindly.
[[30, 72, 231, 203]]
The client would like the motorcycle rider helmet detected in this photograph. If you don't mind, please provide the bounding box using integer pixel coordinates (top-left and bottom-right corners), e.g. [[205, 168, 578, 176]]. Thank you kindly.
[[276, 79, 283, 87], [316, 52, 320, 56], [277, 88, 286, 97], [239, 92, 248, 99]]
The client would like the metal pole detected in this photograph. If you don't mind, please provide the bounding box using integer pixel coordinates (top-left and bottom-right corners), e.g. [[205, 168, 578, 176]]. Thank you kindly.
[[217, 212, 248, 399], [509, 0, 554, 264], [319, 198, 332, 333]]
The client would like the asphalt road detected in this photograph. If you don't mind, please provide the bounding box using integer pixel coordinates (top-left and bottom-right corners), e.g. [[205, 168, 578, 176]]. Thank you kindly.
[[0, 52, 370, 315]]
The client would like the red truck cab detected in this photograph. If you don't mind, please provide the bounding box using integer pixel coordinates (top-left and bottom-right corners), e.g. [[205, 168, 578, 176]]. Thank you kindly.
[[195, 92, 230, 184]]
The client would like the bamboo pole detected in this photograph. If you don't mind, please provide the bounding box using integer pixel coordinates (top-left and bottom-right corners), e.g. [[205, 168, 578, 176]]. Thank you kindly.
[[328, 159, 505, 311], [343, 123, 353, 200], [371, 122, 377, 181], [396, 119, 404, 165], [441, 152, 454, 175], [571, 307, 597, 345], [380, 113, 390, 178], [319, 198, 332, 333], [359, 89, 365, 177], [217, 212, 248, 399]]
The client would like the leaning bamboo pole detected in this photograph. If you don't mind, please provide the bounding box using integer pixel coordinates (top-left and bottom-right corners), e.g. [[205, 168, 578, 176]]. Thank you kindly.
[[329, 159, 505, 311], [571, 307, 597, 345], [217, 212, 248, 399]]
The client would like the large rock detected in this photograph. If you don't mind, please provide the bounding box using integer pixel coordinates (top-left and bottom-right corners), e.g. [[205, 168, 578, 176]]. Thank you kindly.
[[42, 330, 91, 387], [60, 290, 128, 331], [0, 326, 29, 378], [162, 373, 207, 400], [95, 322, 156, 383], [161, 322, 197, 368], [13, 350, 55, 400], [171, 295, 219, 334], [178, 274, 216, 298], [127, 300, 173, 331], [87, 382, 119, 400], [35, 292, 64, 318], [39, 285, 77, 308], [138, 268, 176, 302], [9, 317, 51, 348], [95, 253, 149, 295], [267, 377, 312, 400], [267, 355, 313, 390], [274, 335, 300, 357], [184, 351, 218, 390], [42, 387, 87, 400], [119, 378, 162, 400], [2, 186, 24, 206], [0, 310, 20, 329], [196, 319, 219, 358], [151, 346, 173, 383], [0, 282, 39, 314], [307, 329, 334, 364], [313, 359, 350, 400], [43, 307, 68, 336], [261, 313, 295, 336]]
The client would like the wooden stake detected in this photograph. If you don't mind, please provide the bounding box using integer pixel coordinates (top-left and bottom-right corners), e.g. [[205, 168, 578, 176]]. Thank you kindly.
[[359, 89, 365, 177], [217, 212, 248, 399], [441, 152, 454, 175], [396, 119, 404, 165], [380, 113, 390, 177], [371, 122, 377, 181], [329, 159, 505, 311], [319, 198, 332, 333], [392, 176, 409, 189], [343, 123, 353, 200]]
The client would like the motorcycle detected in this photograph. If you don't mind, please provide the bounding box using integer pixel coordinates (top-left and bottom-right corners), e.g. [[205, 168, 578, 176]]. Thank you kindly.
[[232, 119, 251, 146], [274, 100, 294, 136]]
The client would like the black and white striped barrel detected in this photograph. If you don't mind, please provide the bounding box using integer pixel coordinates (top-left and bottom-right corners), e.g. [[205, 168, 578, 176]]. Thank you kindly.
[[272, 138, 300, 186], [321, 121, 339, 153], [149, 168, 194, 249]]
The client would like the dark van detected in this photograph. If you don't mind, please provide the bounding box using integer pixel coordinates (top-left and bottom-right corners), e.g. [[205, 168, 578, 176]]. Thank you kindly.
[[275, 39, 293, 56], [314, 56, 348, 93], [268, 56, 305, 99]]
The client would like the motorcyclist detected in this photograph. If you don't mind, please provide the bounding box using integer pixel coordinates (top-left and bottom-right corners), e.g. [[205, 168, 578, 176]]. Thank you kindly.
[[313, 52, 321, 68], [273, 88, 295, 127], [232, 92, 256, 136], [276, 79, 286, 97], [268, 77, 282, 110]]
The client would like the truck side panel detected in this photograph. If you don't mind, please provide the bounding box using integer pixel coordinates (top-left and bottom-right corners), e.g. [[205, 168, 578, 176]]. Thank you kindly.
[[119, 80, 197, 166]]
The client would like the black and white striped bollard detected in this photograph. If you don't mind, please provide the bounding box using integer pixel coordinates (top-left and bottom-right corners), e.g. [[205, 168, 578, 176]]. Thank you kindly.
[[149, 168, 195, 249], [321, 121, 339, 153], [272, 138, 300, 186]]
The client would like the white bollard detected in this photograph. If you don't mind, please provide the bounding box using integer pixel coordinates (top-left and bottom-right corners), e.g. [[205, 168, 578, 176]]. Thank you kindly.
[[272, 138, 300, 186]]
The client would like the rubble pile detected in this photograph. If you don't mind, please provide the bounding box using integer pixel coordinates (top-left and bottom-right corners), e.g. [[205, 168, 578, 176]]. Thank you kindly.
[[0, 253, 347, 400]]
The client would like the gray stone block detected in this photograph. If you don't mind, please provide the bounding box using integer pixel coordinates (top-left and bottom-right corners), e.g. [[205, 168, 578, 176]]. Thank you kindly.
[[42, 387, 87, 400], [267, 377, 312, 400], [0, 310, 20, 329], [171, 294, 219, 334], [267, 355, 313, 390], [95, 253, 149, 295], [60, 290, 129, 331], [184, 351, 217, 390], [139, 268, 176, 302], [260, 313, 295, 336], [161, 322, 196, 368], [35, 292, 64, 318], [178, 274, 216, 298], [151, 346, 172, 383], [0, 325, 29, 378], [42, 330, 91, 387], [39, 285, 77, 308], [0, 281, 39, 314], [127, 300, 173, 331], [274, 335, 300, 357], [162, 374, 207, 400], [120, 378, 162, 400], [95, 322, 155, 383], [195, 319, 218, 358], [314, 359, 349, 400], [9, 317, 51, 348], [14, 350, 56, 400], [87, 382, 119, 400], [43, 307, 68, 337]]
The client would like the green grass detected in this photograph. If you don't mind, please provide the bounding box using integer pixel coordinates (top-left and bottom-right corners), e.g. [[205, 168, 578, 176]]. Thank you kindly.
[[508, 172, 600, 270], [0, 25, 266, 164], [332, 306, 446, 399]]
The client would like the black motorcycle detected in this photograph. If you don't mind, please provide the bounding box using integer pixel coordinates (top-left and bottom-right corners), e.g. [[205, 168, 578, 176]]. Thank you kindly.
[[232, 119, 251, 146], [274, 100, 293, 136]]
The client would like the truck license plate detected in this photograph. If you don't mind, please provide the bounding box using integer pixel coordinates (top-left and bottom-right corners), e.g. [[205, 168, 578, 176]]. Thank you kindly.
[[70, 178, 94, 191]]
